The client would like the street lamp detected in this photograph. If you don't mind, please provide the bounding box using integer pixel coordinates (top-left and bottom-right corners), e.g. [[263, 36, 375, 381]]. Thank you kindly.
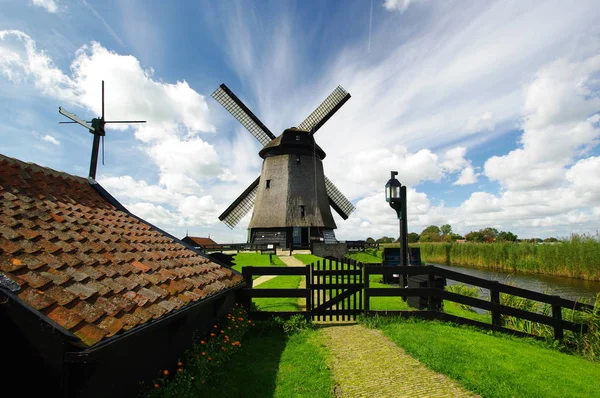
[[385, 171, 408, 267]]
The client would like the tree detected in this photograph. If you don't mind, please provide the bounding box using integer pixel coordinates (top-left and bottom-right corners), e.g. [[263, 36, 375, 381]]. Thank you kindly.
[[421, 225, 441, 235], [440, 224, 452, 236], [420, 225, 441, 242], [366, 237, 375, 243], [497, 231, 518, 242], [376, 236, 394, 244], [544, 237, 558, 243], [480, 227, 498, 242], [407, 232, 420, 243], [465, 231, 484, 242]]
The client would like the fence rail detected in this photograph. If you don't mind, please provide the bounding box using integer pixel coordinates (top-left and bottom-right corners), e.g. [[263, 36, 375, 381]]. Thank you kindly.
[[236, 261, 593, 340], [202, 243, 278, 254]]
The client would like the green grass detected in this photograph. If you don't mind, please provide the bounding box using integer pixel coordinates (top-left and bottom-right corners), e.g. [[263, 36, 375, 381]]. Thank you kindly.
[[253, 276, 303, 312], [231, 253, 287, 277], [369, 317, 600, 398], [189, 325, 334, 398], [293, 254, 323, 265], [345, 250, 382, 264]]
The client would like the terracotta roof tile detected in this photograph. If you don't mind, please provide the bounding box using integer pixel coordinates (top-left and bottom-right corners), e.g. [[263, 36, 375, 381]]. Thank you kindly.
[[18, 287, 56, 310], [0, 153, 242, 348], [46, 306, 84, 330], [65, 282, 98, 300], [71, 301, 105, 323], [44, 285, 78, 306], [97, 316, 124, 337], [73, 323, 108, 346]]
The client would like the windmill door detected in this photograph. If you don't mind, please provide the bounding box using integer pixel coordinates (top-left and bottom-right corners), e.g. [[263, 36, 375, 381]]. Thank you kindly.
[[293, 227, 301, 248], [310, 258, 363, 321]]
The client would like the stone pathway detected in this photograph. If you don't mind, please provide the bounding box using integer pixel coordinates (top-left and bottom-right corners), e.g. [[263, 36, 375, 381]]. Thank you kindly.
[[319, 324, 478, 398]]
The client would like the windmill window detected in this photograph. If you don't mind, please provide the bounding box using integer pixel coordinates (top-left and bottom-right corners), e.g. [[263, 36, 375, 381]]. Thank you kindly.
[[300, 205, 305, 218], [266, 179, 271, 189], [296, 155, 301, 164], [295, 135, 300, 141]]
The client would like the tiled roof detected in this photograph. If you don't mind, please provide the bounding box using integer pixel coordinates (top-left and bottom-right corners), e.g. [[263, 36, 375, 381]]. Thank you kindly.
[[186, 237, 217, 246], [0, 154, 242, 347]]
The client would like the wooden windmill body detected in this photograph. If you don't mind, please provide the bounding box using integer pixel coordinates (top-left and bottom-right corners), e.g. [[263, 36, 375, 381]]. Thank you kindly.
[[212, 85, 355, 249]]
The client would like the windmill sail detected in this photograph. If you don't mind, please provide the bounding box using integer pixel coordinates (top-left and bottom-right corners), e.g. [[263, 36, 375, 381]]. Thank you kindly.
[[211, 84, 275, 146], [297, 86, 351, 134], [218, 177, 260, 229], [324, 176, 355, 220]]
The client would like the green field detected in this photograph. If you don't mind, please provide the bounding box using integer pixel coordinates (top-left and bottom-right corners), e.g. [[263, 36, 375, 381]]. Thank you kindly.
[[231, 253, 287, 277]]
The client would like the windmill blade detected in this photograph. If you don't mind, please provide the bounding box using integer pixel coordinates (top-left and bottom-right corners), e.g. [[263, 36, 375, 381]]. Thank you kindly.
[[324, 176, 355, 220], [219, 177, 260, 229], [297, 86, 351, 134], [212, 84, 275, 147]]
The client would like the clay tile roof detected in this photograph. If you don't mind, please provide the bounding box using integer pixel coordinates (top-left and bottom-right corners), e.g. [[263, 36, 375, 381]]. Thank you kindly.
[[185, 236, 217, 247], [0, 154, 242, 348]]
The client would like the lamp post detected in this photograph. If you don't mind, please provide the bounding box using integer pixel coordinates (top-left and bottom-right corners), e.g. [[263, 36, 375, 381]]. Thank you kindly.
[[385, 171, 408, 268]]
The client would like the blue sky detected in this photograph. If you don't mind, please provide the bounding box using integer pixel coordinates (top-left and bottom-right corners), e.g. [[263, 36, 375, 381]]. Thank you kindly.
[[1, 0, 599, 242]]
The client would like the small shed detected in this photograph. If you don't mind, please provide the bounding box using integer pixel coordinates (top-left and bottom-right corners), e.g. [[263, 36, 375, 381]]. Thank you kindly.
[[181, 235, 218, 250], [0, 154, 243, 397]]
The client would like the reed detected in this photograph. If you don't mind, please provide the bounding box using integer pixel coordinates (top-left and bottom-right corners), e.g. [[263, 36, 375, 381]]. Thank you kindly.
[[414, 238, 600, 280]]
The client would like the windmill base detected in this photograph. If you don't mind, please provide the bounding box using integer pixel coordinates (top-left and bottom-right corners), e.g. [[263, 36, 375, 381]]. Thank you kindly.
[[249, 227, 337, 250]]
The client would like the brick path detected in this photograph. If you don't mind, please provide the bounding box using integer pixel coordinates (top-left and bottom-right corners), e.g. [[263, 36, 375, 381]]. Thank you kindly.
[[319, 324, 478, 398]]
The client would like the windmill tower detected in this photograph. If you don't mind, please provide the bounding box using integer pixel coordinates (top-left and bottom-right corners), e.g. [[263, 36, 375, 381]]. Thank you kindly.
[[212, 84, 355, 249]]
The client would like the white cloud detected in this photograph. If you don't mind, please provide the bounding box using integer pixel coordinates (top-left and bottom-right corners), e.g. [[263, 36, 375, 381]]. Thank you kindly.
[[454, 166, 478, 185], [383, 0, 423, 13], [31, 0, 58, 13], [441, 147, 470, 173], [42, 134, 60, 145], [485, 55, 600, 191]]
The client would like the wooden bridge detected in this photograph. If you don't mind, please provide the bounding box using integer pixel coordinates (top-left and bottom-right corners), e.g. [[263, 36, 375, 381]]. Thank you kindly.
[[237, 258, 594, 340]]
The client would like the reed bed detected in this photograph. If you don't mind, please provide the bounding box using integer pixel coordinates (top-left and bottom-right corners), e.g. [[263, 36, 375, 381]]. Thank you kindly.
[[414, 239, 600, 281]]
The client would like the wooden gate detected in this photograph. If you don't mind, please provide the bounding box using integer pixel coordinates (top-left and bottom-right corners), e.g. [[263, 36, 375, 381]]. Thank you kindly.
[[310, 258, 363, 321]]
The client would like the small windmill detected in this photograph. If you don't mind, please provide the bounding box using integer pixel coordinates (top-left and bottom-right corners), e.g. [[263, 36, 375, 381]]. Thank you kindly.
[[58, 80, 146, 179], [212, 83, 355, 248]]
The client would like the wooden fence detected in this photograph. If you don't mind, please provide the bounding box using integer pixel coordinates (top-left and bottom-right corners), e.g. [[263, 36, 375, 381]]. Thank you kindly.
[[237, 261, 595, 340], [202, 243, 278, 254]]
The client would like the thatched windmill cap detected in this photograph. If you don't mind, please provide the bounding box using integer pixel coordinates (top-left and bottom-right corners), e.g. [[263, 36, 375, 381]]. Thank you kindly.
[[259, 127, 326, 159]]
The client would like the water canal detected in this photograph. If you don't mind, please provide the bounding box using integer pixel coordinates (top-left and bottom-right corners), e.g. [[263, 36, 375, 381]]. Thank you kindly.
[[430, 263, 600, 305]]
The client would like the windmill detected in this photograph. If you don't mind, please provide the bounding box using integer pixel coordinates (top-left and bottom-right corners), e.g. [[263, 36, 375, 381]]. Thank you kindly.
[[58, 80, 146, 179], [212, 83, 355, 249]]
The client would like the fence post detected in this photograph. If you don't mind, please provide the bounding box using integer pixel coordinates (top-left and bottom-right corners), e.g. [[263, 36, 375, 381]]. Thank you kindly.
[[241, 267, 253, 312], [427, 267, 435, 310], [491, 281, 502, 328], [364, 265, 370, 313], [305, 264, 312, 321], [552, 297, 564, 340]]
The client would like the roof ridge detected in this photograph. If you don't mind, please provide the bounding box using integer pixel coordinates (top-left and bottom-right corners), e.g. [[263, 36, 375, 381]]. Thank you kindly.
[[0, 153, 88, 184]]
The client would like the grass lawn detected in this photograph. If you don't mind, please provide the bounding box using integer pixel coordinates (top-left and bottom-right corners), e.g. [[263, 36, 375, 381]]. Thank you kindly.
[[193, 326, 334, 398], [345, 250, 382, 264], [293, 254, 323, 265], [231, 253, 287, 277], [371, 317, 600, 398], [253, 276, 303, 312]]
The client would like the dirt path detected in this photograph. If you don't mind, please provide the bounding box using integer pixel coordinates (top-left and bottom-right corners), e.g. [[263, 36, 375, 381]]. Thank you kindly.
[[319, 324, 478, 398]]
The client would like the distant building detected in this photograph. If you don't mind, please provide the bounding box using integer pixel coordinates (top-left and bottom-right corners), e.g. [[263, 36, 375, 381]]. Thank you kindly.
[[181, 235, 218, 250]]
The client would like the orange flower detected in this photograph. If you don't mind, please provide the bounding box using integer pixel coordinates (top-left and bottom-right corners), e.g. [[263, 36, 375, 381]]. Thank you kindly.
[[238, 317, 244, 321], [225, 335, 229, 339], [213, 324, 218, 328], [210, 333, 216, 337], [202, 352, 206, 356], [178, 361, 183, 367], [178, 368, 183, 373], [154, 383, 160, 389], [208, 357, 212, 361], [200, 340, 205, 344], [163, 370, 169, 376], [220, 330, 224, 333]]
